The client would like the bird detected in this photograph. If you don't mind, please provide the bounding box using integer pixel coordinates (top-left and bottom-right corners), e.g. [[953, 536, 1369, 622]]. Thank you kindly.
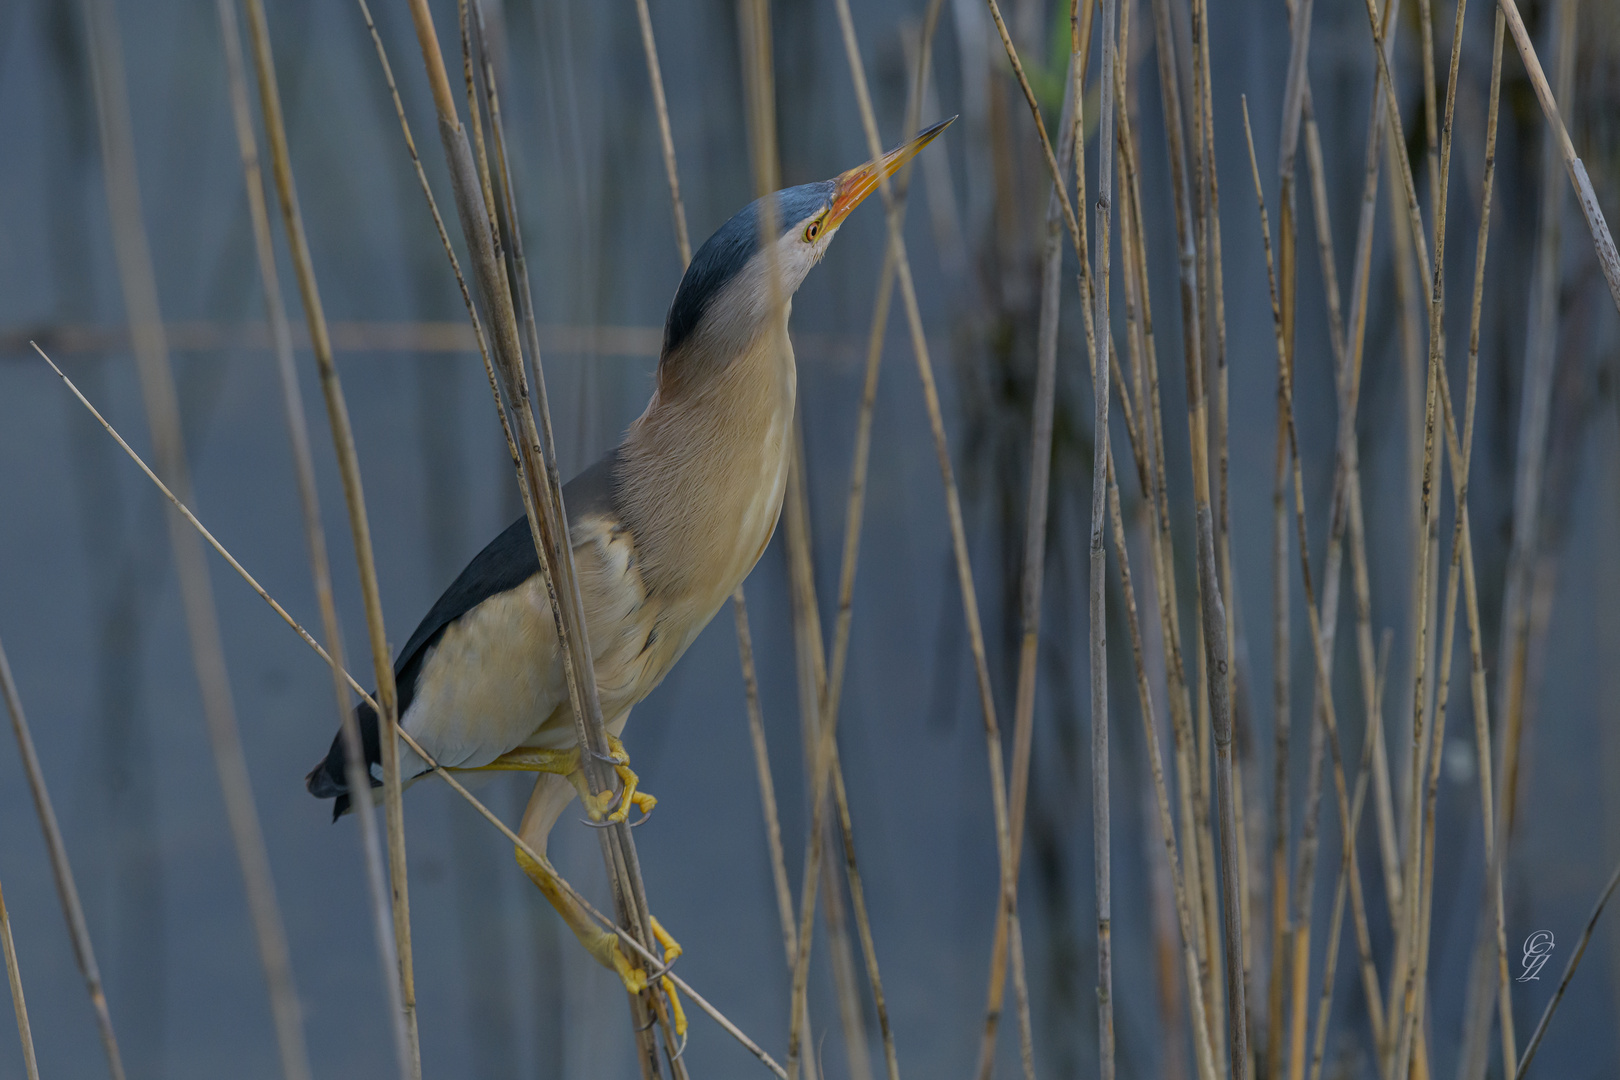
[[305, 117, 953, 1029]]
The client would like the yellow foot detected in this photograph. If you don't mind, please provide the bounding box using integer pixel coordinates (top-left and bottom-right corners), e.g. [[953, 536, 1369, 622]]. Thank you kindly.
[[584, 918, 686, 1038], [582, 735, 658, 824]]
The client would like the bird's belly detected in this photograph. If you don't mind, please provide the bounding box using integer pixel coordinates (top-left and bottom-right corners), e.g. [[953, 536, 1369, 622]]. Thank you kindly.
[[402, 575, 567, 769]]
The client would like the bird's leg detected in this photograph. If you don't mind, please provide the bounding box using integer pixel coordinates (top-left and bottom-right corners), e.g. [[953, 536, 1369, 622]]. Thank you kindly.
[[511, 771, 688, 1040], [467, 741, 655, 823], [513, 847, 652, 990]]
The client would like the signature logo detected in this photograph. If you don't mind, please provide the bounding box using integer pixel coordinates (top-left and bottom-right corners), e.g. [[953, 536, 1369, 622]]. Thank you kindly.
[[1518, 930, 1555, 982]]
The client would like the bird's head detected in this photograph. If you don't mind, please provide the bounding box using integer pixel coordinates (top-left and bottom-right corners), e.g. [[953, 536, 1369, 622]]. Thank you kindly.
[[660, 117, 955, 367]]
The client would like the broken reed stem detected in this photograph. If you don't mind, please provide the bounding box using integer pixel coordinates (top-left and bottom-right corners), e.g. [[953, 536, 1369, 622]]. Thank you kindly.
[[0, 876, 39, 1080], [215, 3, 411, 1069], [1513, 858, 1620, 1079], [1091, 0, 1119, 1070], [1491, 0, 1620, 313], [237, 1, 421, 1070], [79, 2, 313, 1075], [0, 629, 125, 1080], [33, 343, 783, 1075]]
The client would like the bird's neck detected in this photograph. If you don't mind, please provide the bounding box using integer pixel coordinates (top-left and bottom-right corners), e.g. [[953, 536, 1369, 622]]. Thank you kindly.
[[615, 322, 797, 607]]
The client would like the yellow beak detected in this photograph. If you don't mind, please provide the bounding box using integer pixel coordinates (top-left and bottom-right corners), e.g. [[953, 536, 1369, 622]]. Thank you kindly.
[[826, 116, 956, 229]]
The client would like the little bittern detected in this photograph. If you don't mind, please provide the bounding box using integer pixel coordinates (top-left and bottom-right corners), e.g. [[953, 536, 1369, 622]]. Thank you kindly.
[[307, 118, 953, 1023]]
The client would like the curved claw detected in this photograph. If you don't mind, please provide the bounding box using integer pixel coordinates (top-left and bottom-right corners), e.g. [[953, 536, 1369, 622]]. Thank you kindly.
[[659, 976, 689, 1042]]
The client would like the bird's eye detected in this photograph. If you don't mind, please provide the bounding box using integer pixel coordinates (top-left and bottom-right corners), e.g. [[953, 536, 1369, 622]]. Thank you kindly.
[[803, 216, 823, 243]]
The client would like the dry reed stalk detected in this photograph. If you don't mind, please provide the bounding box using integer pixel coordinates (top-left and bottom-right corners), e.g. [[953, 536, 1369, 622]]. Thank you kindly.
[[1090, 0, 1120, 1071], [624, 0, 796, 991], [968, 3, 1087, 1070], [78, 2, 314, 1075], [1107, 438, 1221, 1080], [1115, 70, 1219, 1080], [1139, 0, 1227, 1038], [1239, 98, 1379, 1080], [33, 344, 787, 1073], [215, 4, 412, 1070], [1278, 0, 1408, 1067], [1340, 0, 1409, 923], [404, 0, 681, 1067], [1452, 18, 1519, 1078], [237, 1, 423, 1069], [817, 6, 1035, 1080], [1492, 0, 1576, 869], [1160, 21, 1244, 1080], [0, 630, 125, 1080], [1302, 637, 1391, 1080], [1490, 0, 1620, 312], [1401, 0, 1478, 1061], [0, 868, 39, 1080], [1512, 859, 1620, 1078], [631, 0, 690, 265], [812, 10, 953, 1080]]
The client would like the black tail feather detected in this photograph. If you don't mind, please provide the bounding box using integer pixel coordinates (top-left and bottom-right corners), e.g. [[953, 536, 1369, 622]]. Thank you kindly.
[[305, 698, 383, 821]]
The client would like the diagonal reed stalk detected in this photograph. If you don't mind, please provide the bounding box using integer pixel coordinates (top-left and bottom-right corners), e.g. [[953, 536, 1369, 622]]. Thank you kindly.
[[1512, 858, 1620, 1079], [78, 1, 314, 1075], [0, 631, 126, 1080], [237, 0, 423, 1070], [34, 340, 786, 1076], [1489, 0, 1620, 313], [0, 874, 39, 1080], [214, 3, 412, 1072]]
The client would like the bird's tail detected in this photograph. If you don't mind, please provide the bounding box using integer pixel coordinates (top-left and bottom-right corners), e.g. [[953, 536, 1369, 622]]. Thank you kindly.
[[305, 698, 382, 821]]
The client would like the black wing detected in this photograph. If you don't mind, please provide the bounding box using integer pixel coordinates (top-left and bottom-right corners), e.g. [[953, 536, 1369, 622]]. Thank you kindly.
[[306, 450, 620, 817]]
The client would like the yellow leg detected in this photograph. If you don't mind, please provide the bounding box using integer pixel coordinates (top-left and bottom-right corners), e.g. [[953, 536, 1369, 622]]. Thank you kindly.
[[515, 847, 647, 992], [471, 739, 656, 823], [515, 847, 687, 1036]]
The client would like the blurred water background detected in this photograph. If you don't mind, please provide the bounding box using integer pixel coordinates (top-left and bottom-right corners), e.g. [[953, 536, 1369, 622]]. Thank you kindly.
[[1, 0, 1618, 1076]]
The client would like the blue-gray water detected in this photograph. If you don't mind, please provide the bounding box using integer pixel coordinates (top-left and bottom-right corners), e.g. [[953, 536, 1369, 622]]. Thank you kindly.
[[2, 0, 1618, 1077]]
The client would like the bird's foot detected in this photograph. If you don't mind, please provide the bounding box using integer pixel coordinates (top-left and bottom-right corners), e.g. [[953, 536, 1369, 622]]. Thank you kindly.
[[583, 917, 686, 1039], [582, 734, 657, 825]]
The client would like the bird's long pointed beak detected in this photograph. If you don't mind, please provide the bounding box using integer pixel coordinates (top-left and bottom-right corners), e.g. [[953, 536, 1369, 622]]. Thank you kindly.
[[826, 116, 956, 229]]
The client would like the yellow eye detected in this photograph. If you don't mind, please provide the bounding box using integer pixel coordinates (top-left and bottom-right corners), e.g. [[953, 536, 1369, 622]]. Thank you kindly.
[[803, 216, 823, 243]]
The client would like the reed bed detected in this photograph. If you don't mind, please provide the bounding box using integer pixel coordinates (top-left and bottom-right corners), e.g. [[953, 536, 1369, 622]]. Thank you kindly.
[[3, 0, 1620, 1076]]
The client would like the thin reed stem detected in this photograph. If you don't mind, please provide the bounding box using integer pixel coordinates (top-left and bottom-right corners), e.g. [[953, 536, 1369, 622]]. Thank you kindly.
[[238, 1, 422, 1068], [0, 877, 39, 1080], [0, 629, 125, 1080], [215, 3, 411, 1069], [34, 342, 784, 1074], [1513, 859, 1620, 1079], [1091, 0, 1119, 1070], [1490, 0, 1620, 312], [79, 1, 313, 1073]]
